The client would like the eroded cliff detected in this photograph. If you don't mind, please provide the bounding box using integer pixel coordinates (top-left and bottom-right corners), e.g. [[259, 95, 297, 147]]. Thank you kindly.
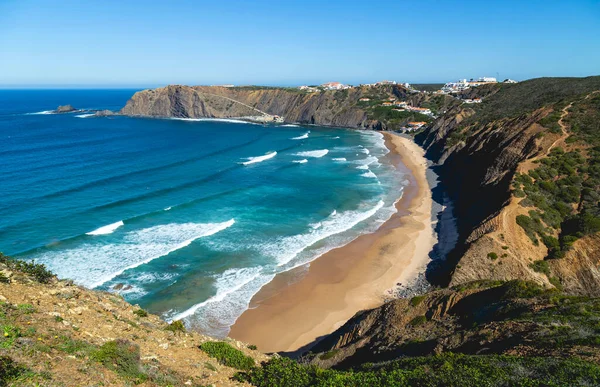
[[120, 84, 454, 130]]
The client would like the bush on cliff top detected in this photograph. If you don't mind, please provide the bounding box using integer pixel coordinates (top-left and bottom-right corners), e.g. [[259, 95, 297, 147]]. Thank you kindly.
[[0, 252, 54, 283]]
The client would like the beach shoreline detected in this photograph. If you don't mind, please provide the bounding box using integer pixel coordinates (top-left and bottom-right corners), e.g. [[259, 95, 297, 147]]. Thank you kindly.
[[228, 132, 435, 353]]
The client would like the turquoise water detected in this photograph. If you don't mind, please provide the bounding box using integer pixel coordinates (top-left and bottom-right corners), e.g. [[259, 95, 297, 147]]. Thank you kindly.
[[0, 90, 407, 336]]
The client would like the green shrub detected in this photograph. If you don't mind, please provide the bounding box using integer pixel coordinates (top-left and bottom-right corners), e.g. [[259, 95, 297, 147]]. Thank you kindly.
[[133, 308, 148, 318], [199, 341, 255, 370], [165, 320, 185, 334], [0, 253, 54, 283], [503, 280, 547, 299], [0, 272, 9, 284], [91, 339, 146, 382], [549, 276, 564, 291], [409, 295, 426, 307], [319, 350, 339, 360], [530, 260, 551, 277], [247, 344, 257, 351], [59, 336, 95, 357], [0, 356, 28, 385], [409, 315, 427, 327], [487, 252, 498, 260]]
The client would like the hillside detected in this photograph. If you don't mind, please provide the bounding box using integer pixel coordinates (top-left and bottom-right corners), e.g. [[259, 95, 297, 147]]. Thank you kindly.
[[0, 254, 268, 386], [119, 84, 456, 130], [415, 76, 600, 292]]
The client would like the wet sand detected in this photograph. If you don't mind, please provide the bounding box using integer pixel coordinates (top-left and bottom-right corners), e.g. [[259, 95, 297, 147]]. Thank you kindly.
[[228, 132, 434, 353]]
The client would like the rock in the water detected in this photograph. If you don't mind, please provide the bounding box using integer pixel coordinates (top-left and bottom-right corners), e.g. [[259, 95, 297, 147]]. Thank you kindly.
[[94, 109, 115, 117], [56, 105, 76, 113]]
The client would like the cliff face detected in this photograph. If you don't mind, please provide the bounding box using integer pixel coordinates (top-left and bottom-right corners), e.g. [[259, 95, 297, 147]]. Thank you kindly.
[[416, 76, 600, 293], [120, 84, 453, 130]]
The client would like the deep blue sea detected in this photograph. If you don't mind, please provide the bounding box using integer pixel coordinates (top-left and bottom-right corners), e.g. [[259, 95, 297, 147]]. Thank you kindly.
[[0, 90, 407, 336]]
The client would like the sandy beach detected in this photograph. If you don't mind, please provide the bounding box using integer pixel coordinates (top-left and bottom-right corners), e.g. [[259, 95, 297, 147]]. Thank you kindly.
[[228, 132, 435, 353]]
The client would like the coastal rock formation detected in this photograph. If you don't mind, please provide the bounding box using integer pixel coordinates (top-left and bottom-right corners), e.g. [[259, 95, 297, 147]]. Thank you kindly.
[[55, 104, 76, 113], [120, 84, 455, 130], [415, 76, 600, 294], [303, 280, 600, 369]]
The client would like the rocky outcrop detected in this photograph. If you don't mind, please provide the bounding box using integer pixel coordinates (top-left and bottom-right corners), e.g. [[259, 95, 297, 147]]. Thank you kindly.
[[303, 280, 600, 369], [119, 84, 448, 129], [415, 76, 600, 292], [55, 104, 76, 113]]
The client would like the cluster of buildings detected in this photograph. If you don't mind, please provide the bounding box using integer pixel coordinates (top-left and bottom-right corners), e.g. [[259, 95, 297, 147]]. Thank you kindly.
[[378, 99, 433, 116], [440, 77, 518, 94], [298, 80, 414, 92]]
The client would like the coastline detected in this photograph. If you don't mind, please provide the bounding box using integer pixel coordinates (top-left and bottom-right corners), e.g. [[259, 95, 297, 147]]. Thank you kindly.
[[228, 132, 435, 353]]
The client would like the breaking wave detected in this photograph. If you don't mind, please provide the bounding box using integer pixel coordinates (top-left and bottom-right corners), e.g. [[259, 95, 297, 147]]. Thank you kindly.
[[295, 149, 329, 158], [291, 132, 309, 140], [241, 151, 277, 165], [29, 219, 235, 289], [86, 221, 124, 235]]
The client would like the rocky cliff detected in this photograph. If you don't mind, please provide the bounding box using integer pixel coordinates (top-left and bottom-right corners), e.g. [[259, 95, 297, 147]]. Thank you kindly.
[[416, 76, 600, 293], [120, 84, 454, 130]]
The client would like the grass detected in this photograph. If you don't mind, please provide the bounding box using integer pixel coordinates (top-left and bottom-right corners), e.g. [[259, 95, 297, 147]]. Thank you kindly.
[[198, 341, 255, 370], [409, 315, 427, 327], [409, 295, 426, 307], [319, 350, 339, 360], [91, 339, 147, 383], [133, 308, 148, 318]]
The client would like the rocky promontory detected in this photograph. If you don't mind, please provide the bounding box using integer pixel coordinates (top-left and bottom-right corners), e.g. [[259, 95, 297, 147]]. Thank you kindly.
[[119, 84, 454, 130]]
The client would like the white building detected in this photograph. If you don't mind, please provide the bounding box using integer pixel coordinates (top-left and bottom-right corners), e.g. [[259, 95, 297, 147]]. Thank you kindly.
[[321, 82, 351, 90]]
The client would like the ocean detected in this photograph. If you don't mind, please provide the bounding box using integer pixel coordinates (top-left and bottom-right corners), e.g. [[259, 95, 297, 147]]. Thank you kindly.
[[0, 90, 408, 337]]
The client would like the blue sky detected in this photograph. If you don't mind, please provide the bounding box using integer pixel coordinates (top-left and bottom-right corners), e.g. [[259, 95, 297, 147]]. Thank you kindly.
[[1, 0, 599, 87]]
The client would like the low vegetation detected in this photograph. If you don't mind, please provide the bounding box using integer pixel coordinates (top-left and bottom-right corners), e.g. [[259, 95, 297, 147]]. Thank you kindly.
[[236, 353, 600, 387], [0, 252, 54, 283], [199, 341, 255, 370]]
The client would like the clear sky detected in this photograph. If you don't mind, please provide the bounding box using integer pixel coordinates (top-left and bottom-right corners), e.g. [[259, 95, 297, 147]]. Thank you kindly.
[[1, 0, 599, 87]]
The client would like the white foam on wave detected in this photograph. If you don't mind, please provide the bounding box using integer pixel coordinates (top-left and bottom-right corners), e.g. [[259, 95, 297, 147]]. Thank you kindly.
[[75, 113, 95, 118], [86, 221, 124, 235], [164, 206, 172, 211], [282, 124, 300, 127], [354, 155, 380, 167], [241, 151, 277, 165], [295, 149, 329, 158], [292, 159, 308, 164], [361, 170, 378, 179], [356, 165, 369, 170], [291, 132, 309, 140], [27, 110, 54, 115], [167, 267, 275, 337], [170, 117, 259, 125], [333, 136, 340, 139], [332, 157, 346, 162], [258, 200, 385, 267], [30, 219, 235, 289]]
